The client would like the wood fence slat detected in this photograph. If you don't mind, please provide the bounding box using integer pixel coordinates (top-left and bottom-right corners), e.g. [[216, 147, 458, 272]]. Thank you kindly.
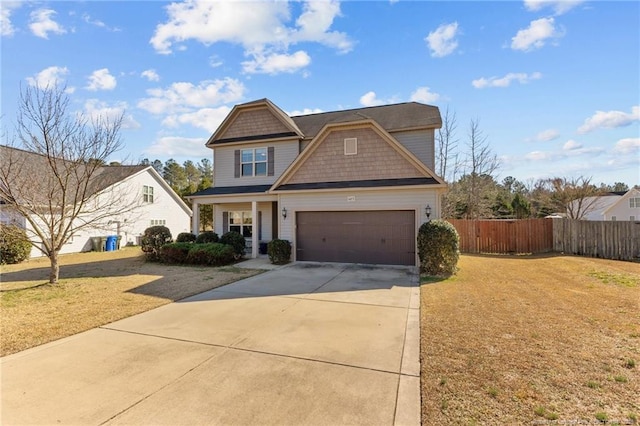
[[447, 218, 640, 261]]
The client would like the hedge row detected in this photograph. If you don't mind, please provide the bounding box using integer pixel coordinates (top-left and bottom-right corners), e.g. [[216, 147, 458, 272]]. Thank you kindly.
[[160, 242, 235, 266]]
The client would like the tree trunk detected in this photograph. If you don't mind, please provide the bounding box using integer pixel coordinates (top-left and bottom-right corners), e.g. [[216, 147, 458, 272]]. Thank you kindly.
[[49, 251, 60, 284]]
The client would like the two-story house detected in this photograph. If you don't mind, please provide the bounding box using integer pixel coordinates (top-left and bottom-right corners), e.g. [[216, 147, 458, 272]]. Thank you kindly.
[[188, 99, 446, 266]]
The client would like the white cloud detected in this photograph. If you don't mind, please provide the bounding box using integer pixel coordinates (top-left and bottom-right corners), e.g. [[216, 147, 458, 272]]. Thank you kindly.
[[83, 99, 140, 129], [472, 72, 542, 88], [26, 66, 69, 88], [535, 128, 560, 141], [86, 68, 117, 91], [562, 139, 582, 150], [29, 8, 66, 39], [209, 55, 223, 68], [577, 106, 640, 134], [162, 106, 231, 131], [1, 1, 21, 37], [410, 87, 441, 103], [82, 13, 120, 32], [359, 91, 399, 107], [511, 17, 562, 51], [613, 138, 640, 154], [138, 78, 245, 116], [425, 22, 459, 58], [525, 151, 551, 161], [288, 107, 324, 116], [242, 50, 311, 74], [149, 0, 352, 75], [147, 136, 209, 157], [524, 0, 584, 15], [141, 69, 160, 82]]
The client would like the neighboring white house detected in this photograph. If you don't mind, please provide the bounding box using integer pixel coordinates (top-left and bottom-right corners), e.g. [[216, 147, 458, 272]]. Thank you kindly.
[[187, 98, 447, 266], [572, 189, 640, 221], [0, 146, 192, 258]]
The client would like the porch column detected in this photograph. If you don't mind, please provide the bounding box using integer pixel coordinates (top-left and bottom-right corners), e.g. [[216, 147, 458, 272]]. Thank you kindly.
[[192, 200, 200, 235], [251, 201, 258, 258]]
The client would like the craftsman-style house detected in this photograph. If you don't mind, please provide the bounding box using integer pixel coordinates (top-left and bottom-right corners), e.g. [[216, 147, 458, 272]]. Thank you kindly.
[[188, 99, 446, 266]]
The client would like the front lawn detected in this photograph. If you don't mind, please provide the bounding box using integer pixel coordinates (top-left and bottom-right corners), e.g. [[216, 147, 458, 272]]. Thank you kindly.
[[0, 248, 262, 356], [421, 254, 639, 424]]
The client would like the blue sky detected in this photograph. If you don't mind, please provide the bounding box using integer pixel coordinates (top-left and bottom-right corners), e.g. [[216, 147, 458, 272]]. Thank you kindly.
[[2, 0, 638, 186]]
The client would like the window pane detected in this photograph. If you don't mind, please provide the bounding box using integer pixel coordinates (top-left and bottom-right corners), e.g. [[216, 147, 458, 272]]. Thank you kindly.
[[230, 212, 242, 224], [242, 164, 253, 176], [230, 225, 241, 234], [243, 212, 252, 224], [241, 150, 253, 162], [242, 226, 252, 238], [255, 162, 267, 176], [255, 148, 267, 162]]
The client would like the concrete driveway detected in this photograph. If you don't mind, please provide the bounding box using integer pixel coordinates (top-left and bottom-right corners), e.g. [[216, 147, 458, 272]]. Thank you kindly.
[[1, 262, 421, 425]]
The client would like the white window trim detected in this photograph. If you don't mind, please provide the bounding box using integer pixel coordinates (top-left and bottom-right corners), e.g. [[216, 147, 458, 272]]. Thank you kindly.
[[344, 138, 357, 155], [150, 219, 166, 226], [241, 148, 268, 177], [229, 211, 253, 237], [143, 185, 154, 203]]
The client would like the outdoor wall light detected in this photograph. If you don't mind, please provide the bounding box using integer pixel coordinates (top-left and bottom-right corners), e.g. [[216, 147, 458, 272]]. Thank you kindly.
[[425, 204, 432, 220], [282, 207, 287, 219]]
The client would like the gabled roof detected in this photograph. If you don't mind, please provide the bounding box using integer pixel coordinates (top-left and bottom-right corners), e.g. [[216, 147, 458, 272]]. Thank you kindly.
[[602, 188, 640, 214], [291, 102, 442, 139], [206, 99, 442, 146], [206, 98, 304, 146]]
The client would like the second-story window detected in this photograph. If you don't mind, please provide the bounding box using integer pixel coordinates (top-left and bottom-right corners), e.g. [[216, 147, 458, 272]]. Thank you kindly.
[[241, 148, 267, 177], [143, 185, 154, 203]]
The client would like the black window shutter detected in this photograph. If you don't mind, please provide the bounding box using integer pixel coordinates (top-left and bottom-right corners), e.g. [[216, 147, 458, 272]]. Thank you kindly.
[[267, 147, 274, 176], [234, 150, 240, 178], [258, 211, 262, 240], [223, 212, 229, 233]]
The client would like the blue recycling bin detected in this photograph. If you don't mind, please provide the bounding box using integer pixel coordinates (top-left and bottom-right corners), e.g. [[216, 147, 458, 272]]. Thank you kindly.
[[106, 235, 117, 252]]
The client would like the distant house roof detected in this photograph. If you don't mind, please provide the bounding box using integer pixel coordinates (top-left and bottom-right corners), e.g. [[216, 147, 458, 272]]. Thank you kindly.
[[0, 145, 148, 205]]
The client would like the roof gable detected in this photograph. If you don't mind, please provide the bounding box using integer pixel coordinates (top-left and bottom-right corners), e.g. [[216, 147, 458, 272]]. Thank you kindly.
[[207, 99, 303, 146], [272, 119, 445, 190], [603, 188, 640, 214]]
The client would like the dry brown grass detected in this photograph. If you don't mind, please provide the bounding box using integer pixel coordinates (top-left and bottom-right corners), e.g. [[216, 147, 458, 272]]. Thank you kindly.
[[421, 254, 640, 425], [0, 248, 262, 356]]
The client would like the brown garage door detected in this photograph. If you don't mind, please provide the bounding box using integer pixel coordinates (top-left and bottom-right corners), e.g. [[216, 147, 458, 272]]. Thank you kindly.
[[296, 211, 416, 266]]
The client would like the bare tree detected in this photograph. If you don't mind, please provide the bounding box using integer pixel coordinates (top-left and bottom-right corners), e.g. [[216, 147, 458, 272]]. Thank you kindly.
[[545, 176, 604, 219], [0, 85, 135, 283], [435, 106, 460, 182]]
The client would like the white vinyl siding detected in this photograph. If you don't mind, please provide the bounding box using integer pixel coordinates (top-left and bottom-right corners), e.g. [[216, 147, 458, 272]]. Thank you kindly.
[[214, 140, 299, 187], [393, 129, 435, 172]]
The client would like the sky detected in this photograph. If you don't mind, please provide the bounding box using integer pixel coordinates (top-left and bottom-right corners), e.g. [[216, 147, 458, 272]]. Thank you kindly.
[[1, 0, 639, 186]]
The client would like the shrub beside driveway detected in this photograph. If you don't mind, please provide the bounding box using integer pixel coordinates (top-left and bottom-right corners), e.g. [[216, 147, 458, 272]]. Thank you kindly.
[[0, 248, 262, 356], [420, 254, 639, 424]]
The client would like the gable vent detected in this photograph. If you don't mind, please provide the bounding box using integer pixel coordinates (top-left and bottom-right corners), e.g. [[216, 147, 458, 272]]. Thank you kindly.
[[344, 138, 357, 155]]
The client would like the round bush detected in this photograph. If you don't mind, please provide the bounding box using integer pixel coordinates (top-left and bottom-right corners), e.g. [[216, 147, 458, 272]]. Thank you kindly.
[[186, 243, 235, 266], [220, 231, 246, 259], [141, 225, 172, 261], [267, 239, 291, 265], [159, 242, 193, 264], [417, 219, 459, 276], [176, 232, 197, 243], [195, 231, 219, 244], [0, 225, 31, 265]]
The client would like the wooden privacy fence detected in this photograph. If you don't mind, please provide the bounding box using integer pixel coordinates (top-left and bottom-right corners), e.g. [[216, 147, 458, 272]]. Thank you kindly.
[[448, 218, 640, 261], [448, 219, 553, 255], [552, 219, 640, 261]]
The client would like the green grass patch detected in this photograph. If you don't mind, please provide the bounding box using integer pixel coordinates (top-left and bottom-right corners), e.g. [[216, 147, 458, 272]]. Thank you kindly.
[[595, 412, 608, 423], [588, 270, 639, 288], [613, 375, 628, 383], [586, 380, 600, 389]]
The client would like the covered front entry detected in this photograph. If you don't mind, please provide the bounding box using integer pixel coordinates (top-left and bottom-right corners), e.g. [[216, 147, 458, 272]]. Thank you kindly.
[[296, 210, 416, 266]]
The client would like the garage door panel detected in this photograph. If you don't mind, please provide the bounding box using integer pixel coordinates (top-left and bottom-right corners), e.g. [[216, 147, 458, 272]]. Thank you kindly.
[[296, 211, 415, 266]]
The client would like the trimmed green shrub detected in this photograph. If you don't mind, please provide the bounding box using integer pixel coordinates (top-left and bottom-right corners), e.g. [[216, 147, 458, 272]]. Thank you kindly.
[[267, 239, 291, 265], [0, 225, 31, 265], [195, 231, 219, 244], [220, 231, 246, 259], [186, 243, 235, 266], [417, 219, 459, 276], [159, 242, 193, 264], [176, 232, 197, 243], [141, 225, 172, 261]]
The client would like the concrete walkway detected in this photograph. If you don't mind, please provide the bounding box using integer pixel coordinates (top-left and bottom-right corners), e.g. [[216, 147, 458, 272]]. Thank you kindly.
[[1, 262, 421, 425]]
